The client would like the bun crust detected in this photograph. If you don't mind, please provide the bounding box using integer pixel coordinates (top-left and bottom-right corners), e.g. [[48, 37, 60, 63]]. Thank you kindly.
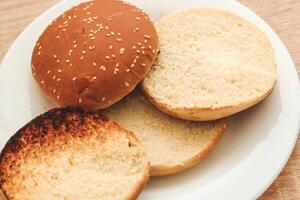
[[142, 8, 276, 121], [0, 107, 149, 200], [32, 0, 158, 110]]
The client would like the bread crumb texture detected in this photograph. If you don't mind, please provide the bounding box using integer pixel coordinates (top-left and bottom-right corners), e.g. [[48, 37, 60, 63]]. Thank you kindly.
[[103, 89, 227, 176], [0, 107, 149, 200], [142, 8, 276, 119]]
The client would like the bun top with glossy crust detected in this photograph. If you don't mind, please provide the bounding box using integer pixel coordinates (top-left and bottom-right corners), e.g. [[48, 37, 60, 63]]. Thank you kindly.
[[31, 0, 159, 110]]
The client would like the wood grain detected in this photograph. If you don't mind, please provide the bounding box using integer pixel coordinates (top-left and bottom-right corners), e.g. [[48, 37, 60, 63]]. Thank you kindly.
[[0, 0, 299, 199]]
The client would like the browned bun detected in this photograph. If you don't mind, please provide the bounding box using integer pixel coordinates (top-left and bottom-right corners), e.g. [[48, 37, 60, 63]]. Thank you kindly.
[[31, 0, 159, 110]]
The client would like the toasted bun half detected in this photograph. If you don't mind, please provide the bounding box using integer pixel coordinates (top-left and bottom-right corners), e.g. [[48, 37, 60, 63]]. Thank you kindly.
[[142, 8, 276, 121], [31, 0, 158, 110], [0, 107, 149, 200], [104, 89, 227, 176]]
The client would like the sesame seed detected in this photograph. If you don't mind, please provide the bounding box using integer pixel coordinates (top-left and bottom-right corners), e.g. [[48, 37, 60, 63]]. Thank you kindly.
[[91, 76, 97, 80], [89, 46, 95, 50], [58, 25, 63, 29], [93, 62, 97, 66], [136, 50, 141, 54], [53, 55, 57, 58], [109, 45, 113, 50], [82, 50, 86, 54], [136, 17, 141, 21], [86, 12, 91, 15], [57, 78, 61, 82], [105, 26, 109, 30], [87, 21, 91, 24], [132, 46, 137, 49], [53, 89, 56, 93], [126, 69, 131, 72], [120, 48, 126, 54], [148, 45, 152, 49], [137, 42, 142, 46], [53, 75, 56, 79], [116, 38, 122, 42], [91, 37, 96, 40], [72, 77, 77, 81], [142, 50, 145, 54], [65, 59, 70, 63], [135, 27, 140, 31], [102, 97, 106, 102], [47, 70, 51, 74], [62, 28, 67, 32], [100, 65, 106, 71], [105, 56, 110, 59], [80, 56, 85, 60], [56, 35, 60, 39], [111, 54, 116, 58], [141, 46, 146, 49], [38, 46, 42, 50], [57, 96, 60, 100], [78, 98, 82, 104], [114, 68, 119, 74], [93, 16, 98, 20], [38, 51, 41, 56], [142, 63, 146, 66], [41, 81, 45, 84], [73, 44, 77, 49], [117, 32, 121, 36], [116, 63, 120, 67], [58, 69, 62, 73], [111, 32, 115, 35], [144, 40, 148, 43], [73, 40, 76, 44], [56, 60, 60, 63], [69, 63, 73, 67], [131, 64, 135, 68], [144, 35, 151, 39], [124, 82, 130, 87], [152, 49, 156, 54], [33, 72, 36, 76]]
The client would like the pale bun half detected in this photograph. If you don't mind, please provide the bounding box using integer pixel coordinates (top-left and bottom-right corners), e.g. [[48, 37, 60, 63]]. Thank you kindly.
[[142, 8, 276, 121], [103, 88, 227, 176]]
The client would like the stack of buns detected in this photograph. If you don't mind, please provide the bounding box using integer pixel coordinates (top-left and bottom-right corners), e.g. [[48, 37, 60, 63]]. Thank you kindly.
[[0, 0, 276, 199]]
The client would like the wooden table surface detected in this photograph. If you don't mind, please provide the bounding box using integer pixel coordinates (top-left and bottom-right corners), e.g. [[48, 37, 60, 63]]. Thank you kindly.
[[0, 0, 299, 199]]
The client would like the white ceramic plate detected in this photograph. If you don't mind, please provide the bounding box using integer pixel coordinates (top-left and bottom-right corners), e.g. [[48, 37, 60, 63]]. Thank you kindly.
[[0, 0, 299, 199]]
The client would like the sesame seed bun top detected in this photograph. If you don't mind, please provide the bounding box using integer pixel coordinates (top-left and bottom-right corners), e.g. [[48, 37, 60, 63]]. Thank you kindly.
[[31, 0, 159, 110]]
